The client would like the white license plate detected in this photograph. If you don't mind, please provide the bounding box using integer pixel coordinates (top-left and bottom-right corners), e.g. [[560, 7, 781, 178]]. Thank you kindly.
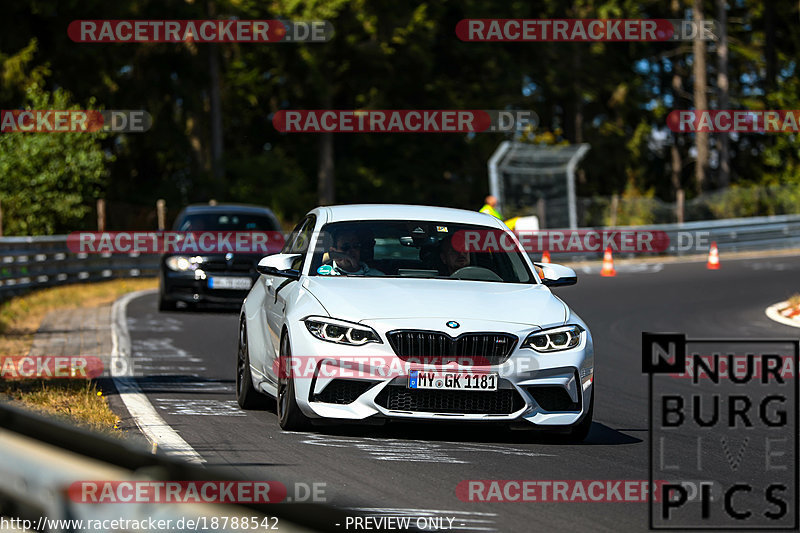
[[208, 276, 252, 290], [408, 371, 498, 391]]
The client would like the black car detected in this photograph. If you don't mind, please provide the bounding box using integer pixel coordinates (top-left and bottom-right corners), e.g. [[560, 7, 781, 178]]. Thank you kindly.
[[158, 204, 282, 310]]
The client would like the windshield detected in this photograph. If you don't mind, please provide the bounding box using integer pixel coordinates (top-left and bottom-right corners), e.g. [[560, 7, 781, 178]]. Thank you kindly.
[[309, 220, 536, 283], [175, 213, 278, 231]]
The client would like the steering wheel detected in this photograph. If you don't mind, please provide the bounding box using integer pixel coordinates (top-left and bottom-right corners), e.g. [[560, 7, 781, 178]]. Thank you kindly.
[[450, 266, 503, 282]]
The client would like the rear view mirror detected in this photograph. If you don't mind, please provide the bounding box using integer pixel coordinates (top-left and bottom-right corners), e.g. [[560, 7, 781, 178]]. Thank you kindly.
[[534, 262, 577, 287]]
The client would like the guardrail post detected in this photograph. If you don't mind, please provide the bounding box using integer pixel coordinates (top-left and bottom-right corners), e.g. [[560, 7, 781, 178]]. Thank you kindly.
[[536, 197, 546, 229], [97, 198, 106, 231], [156, 199, 166, 230], [609, 193, 619, 227]]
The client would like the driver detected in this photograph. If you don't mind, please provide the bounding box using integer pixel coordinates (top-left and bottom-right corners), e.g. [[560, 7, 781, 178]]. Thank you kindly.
[[319, 229, 384, 276], [439, 235, 470, 275]]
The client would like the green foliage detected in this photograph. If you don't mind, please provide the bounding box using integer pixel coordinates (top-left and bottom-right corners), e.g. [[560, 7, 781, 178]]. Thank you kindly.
[[607, 178, 657, 226], [0, 84, 111, 235], [704, 184, 800, 219], [2, 0, 800, 231]]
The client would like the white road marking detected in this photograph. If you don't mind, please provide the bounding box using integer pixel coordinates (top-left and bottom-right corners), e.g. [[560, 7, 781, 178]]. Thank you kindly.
[[765, 301, 800, 329], [154, 399, 246, 416], [126, 315, 184, 332], [111, 290, 205, 464], [747, 261, 797, 271], [580, 263, 663, 274], [300, 434, 553, 464], [138, 381, 234, 393], [138, 365, 208, 372]]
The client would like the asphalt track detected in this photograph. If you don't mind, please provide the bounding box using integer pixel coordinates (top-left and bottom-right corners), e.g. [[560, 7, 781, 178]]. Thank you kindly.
[[118, 255, 800, 532]]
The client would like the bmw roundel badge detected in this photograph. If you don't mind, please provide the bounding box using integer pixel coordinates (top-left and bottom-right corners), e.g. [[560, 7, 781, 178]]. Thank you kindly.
[[446, 321, 460, 329]]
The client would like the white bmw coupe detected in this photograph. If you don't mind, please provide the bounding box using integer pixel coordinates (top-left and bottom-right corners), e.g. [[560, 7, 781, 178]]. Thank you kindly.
[[237, 204, 594, 440]]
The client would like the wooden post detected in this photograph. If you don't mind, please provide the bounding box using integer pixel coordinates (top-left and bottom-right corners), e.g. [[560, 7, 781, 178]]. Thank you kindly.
[[609, 193, 619, 227], [676, 189, 685, 224], [97, 199, 106, 231], [536, 197, 546, 229], [156, 199, 166, 230]]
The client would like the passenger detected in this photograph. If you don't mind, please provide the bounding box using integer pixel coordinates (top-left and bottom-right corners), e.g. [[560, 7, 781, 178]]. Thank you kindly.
[[439, 236, 471, 275], [319, 229, 384, 276]]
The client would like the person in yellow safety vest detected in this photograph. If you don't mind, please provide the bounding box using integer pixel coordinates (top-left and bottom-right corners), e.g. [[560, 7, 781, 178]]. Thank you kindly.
[[479, 195, 502, 220]]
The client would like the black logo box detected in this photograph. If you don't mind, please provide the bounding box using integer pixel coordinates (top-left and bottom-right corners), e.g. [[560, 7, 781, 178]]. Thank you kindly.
[[643, 333, 799, 530]]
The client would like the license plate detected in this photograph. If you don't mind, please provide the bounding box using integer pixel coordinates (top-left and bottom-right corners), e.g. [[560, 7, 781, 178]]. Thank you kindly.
[[408, 371, 498, 391], [208, 276, 252, 290]]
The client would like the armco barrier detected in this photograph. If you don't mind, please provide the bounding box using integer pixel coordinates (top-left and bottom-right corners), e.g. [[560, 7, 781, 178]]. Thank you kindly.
[[0, 235, 160, 301], [536, 214, 800, 260], [653, 213, 800, 255], [2, 214, 799, 300], [0, 401, 368, 533]]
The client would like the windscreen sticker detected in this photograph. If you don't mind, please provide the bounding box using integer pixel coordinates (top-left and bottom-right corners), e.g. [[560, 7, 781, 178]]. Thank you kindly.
[[317, 265, 334, 275]]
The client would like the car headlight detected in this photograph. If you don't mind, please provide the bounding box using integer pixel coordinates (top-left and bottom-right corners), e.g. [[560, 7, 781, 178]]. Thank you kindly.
[[522, 325, 583, 352], [165, 255, 201, 271], [304, 316, 382, 346]]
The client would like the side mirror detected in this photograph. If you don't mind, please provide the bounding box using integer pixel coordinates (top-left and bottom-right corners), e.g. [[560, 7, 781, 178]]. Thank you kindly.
[[534, 262, 577, 287], [257, 254, 301, 280]]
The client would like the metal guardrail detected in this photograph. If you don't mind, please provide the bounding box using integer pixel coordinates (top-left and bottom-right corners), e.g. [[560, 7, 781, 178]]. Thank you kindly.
[[0, 235, 159, 301], [640, 213, 800, 255], [1, 214, 799, 300], [0, 401, 364, 533], [536, 213, 800, 260]]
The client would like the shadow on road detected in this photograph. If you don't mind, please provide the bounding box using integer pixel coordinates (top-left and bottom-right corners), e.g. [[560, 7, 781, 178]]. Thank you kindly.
[[307, 419, 643, 446], [99, 376, 235, 396]]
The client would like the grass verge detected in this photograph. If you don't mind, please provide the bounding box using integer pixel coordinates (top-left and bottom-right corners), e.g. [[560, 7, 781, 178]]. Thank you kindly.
[[0, 278, 156, 433]]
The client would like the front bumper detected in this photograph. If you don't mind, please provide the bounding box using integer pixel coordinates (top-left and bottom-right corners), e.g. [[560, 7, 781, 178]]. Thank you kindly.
[[160, 269, 256, 306], [287, 317, 594, 428]]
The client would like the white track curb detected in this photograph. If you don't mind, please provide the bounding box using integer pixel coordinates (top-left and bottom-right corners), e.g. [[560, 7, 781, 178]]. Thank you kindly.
[[111, 289, 205, 464], [765, 301, 800, 329]]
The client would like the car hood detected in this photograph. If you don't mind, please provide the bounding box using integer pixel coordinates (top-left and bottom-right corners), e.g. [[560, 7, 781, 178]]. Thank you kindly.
[[303, 277, 567, 327]]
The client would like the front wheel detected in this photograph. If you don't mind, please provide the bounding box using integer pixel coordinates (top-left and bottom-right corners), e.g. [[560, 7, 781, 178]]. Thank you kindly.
[[158, 292, 177, 312], [277, 334, 311, 431], [236, 321, 268, 409]]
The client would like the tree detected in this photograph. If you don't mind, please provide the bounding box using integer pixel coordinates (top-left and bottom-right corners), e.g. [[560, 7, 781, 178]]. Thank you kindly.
[[0, 83, 111, 234], [692, 0, 709, 193]]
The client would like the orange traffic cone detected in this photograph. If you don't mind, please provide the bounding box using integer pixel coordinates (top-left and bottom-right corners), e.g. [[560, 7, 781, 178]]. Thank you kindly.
[[707, 242, 720, 270], [541, 250, 551, 263], [600, 246, 616, 277]]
